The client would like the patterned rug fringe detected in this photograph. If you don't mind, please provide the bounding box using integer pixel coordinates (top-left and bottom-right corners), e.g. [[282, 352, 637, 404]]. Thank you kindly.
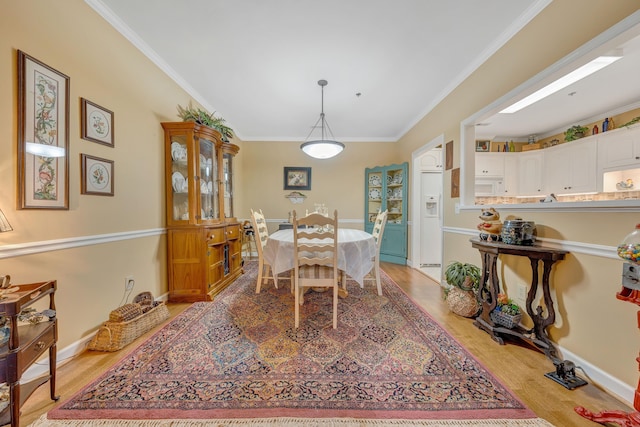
[[31, 414, 555, 427]]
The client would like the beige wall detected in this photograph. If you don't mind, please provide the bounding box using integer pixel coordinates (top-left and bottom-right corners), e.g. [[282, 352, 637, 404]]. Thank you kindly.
[[3, 0, 640, 404], [398, 0, 640, 393], [238, 141, 401, 232], [0, 1, 192, 346]]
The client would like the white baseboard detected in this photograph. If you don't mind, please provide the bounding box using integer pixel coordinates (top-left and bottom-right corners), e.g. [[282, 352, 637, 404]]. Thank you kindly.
[[558, 345, 635, 407]]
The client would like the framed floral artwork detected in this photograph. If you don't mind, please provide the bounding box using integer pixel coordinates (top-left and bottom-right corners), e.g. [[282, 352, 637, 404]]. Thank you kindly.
[[17, 50, 70, 209], [284, 167, 311, 190], [81, 98, 114, 147], [81, 154, 114, 196]]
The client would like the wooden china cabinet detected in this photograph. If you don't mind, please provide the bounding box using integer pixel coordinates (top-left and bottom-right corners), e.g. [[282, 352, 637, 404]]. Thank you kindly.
[[162, 122, 242, 302]]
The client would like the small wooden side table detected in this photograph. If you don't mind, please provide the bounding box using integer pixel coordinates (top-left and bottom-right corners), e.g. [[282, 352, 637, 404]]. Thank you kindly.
[[0, 280, 59, 427], [470, 238, 586, 389]]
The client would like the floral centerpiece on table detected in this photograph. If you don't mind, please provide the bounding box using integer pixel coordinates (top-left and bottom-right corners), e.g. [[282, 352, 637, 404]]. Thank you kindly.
[[490, 293, 522, 328]]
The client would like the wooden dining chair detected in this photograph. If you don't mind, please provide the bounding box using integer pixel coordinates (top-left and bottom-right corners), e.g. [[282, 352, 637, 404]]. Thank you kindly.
[[365, 209, 388, 296], [250, 209, 278, 293], [292, 209, 339, 329]]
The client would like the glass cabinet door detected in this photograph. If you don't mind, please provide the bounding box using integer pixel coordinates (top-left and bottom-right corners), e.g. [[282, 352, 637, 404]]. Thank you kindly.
[[366, 169, 383, 223], [170, 135, 189, 222], [385, 167, 404, 224], [198, 136, 218, 221], [223, 153, 233, 218]]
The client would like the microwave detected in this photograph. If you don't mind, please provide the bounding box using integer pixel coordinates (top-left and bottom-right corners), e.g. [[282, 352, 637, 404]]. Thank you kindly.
[[475, 178, 504, 196]]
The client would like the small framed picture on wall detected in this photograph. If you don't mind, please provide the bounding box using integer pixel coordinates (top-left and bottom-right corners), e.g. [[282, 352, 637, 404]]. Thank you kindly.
[[81, 98, 114, 147], [284, 167, 311, 190], [81, 154, 114, 196], [475, 140, 490, 152]]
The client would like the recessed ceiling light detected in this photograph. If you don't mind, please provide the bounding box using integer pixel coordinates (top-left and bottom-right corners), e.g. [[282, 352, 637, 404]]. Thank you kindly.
[[500, 54, 622, 114]]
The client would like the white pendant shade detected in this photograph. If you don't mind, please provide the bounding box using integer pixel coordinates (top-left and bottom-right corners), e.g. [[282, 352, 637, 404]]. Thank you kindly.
[[301, 79, 344, 159], [301, 140, 344, 159]]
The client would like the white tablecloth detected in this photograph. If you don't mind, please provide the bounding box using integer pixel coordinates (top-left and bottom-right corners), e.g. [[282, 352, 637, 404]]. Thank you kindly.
[[263, 228, 376, 286]]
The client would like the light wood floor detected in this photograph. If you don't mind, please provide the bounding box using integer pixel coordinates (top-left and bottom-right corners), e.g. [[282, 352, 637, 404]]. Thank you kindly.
[[19, 263, 633, 426]]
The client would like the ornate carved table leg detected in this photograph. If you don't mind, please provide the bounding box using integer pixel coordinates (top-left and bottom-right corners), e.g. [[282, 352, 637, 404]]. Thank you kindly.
[[473, 247, 504, 344], [526, 257, 559, 359]]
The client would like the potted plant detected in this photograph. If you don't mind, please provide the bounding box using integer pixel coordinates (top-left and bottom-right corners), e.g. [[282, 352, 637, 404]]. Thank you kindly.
[[490, 293, 522, 328], [564, 125, 589, 142], [177, 103, 234, 141], [443, 261, 482, 318]]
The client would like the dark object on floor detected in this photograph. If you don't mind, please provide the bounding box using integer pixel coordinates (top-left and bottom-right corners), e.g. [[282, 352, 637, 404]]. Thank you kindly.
[[545, 358, 587, 390]]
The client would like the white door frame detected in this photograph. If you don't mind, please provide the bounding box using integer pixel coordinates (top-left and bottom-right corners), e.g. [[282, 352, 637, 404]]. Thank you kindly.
[[410, 134, 445, 271]]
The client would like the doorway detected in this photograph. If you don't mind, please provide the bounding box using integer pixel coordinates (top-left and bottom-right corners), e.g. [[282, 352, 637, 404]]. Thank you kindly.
[[411, 135, 444, 283]]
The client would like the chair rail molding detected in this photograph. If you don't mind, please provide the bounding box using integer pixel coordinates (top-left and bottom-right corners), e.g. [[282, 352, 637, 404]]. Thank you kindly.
[[442, 226, 618, 260], [0, 228, 166, 259]]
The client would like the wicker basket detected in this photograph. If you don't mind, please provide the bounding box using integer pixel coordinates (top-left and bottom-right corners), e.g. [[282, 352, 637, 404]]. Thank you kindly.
[[88, 302, 169, 352], [490, 309, 522, 329], [445, 287, 480, 318]]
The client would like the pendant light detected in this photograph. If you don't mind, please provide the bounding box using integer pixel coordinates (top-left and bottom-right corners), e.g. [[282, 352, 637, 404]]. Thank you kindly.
[[300, 79, 344, 159]]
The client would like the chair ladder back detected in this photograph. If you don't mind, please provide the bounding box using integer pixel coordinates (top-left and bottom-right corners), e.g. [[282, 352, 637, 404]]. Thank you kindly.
[[372, 210, 388, 249], [292, 209, 339, 328], [250, 208, 278, 293]]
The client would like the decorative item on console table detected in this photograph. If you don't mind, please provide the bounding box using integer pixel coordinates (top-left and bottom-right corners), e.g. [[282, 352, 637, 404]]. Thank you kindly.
[[443, 261, 481, 318], [477, 207, 502, 242], [501, 218, 536, 245], [489, 293, 521, 328]]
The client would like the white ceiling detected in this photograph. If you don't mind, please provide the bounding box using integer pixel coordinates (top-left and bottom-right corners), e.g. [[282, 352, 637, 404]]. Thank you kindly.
[[88, 0, 549, 142], [87, 1, 639, 144]]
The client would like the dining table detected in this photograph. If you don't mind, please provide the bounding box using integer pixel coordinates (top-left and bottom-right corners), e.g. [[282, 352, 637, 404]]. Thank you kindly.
[[263, 228, 377, 287]]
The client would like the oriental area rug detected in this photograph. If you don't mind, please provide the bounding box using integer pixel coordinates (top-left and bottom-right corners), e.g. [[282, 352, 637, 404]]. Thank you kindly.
[[34, 261, 553, 427]]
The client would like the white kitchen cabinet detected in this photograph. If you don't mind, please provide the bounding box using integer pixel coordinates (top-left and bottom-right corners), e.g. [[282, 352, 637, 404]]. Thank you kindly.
[[420, 148, 443, 171], [597, 125, 640, 171], [503, 156, 519, 196], [518, 151, 544, 196], [475, 153, 505, 177], [544, 139, 597, 195]]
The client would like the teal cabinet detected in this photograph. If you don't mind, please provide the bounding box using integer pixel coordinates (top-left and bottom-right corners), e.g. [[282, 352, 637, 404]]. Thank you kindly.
[[364, 162, 408, 264]]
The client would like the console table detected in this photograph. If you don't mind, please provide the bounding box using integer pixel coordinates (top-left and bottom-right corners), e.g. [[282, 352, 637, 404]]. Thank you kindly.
[[0, 280, 59, 427], [470, 238, 585, 388]]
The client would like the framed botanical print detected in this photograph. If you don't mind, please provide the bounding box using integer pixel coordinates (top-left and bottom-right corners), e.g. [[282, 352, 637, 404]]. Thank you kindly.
[[81, 154, 114, 196], [17, 50, 70, 209], [81, 98, 114, 147], [284, 167, 311, 190]]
